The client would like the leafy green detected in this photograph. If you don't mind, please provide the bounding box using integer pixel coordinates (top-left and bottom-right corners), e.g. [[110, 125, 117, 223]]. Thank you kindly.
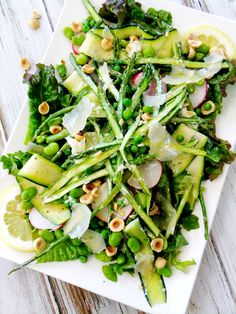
[[0, 151, 32, 175], [180, 214, 199, 231], [23, 64, 62, 144], [99, 0, 128, 24], [146, 8, 172, 33], [165, 232, 188, 252], [173, 259, 196, 271]]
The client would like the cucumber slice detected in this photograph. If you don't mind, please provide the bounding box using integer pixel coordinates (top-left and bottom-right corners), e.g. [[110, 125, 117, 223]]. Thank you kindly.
[[92, 25, 153, 39], [124, 218, 166, 306], [17, 177, 70, 225], [169, 124, 207, 177], [63, 71, 106, 118], [18, 154, 63, 187], [186, 155, 204, 208]]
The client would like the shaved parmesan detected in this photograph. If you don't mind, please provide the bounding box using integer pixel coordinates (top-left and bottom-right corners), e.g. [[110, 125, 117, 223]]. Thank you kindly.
[[62, 96, 95, 136], [126, 40, 141, 58], [63, 203, 91, 239], [66, 136, 86, 154], [81, 229, 106, 253], [99, 63, 119, 100]]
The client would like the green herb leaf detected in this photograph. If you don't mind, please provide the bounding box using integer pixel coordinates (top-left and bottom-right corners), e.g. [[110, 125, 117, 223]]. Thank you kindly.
[[0, 151, 32, 175], [180, 214, 200, 231]]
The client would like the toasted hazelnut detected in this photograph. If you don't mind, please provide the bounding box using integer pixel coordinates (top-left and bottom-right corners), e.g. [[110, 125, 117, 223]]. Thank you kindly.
[[74, 131, 84, 141], [32, 11, 41, 19], [38, 101, 50, 115], [105, 246, 117, 257], [155, 257, 167, 270], [109, 217, 125, 232], [91, 187, 99, 198], [188, 39, 202, 48], [188, 47, 196, 59], [28, 18, 40, 30], [113, 202, 119, 211], [20, 58, 31, 70], [119, 118, 124, 126], [101, 38, 113, 51], [141, 113, 151, 122], [82, 64, 95, 74], [80, 193, 93, 205], [82, 183, 96, 194], [130, 35, 139, 42], [49, 125, 62, 134], [71, 21, 82, 33], [149, 204, 159, 216], [93, 180, 101, 188], [33, 237, 46, 252], [151, 238, 164, 253]]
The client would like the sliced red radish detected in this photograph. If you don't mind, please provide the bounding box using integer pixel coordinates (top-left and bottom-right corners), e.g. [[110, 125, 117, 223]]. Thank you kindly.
[[161, 80, 167, 93], [72, 44, 79, 55], [91, 182, 110, 222], [131, 72, 144, 87], [189, 80, 208, 108], [113, 204, 133, 220], [147, 80, 157, 96], [128, 160, 162, 190], [29, 208, 61, 231]]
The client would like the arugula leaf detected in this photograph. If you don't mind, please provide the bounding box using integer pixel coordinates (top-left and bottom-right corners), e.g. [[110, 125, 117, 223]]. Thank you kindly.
[[23, 64, 62, 144], [180, 214, 199, 231], [0, 151, 32, 175], [165, 232, 188, 252]]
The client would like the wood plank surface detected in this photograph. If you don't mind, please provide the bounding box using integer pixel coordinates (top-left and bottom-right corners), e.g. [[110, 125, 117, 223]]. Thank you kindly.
[[0, 1, 236, 313]]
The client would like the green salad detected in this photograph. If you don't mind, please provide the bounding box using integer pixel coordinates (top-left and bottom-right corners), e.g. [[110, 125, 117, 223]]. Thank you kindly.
[[1, 0, 236, 307]]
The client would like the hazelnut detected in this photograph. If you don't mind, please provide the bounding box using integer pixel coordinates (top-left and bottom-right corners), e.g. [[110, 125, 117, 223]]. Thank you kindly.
[[82, 64, 95, 74], [33, 237, 46, 252], [32, 11, 41, 20], [49, 125, 62, 134], [71, 21, 82, 33], [80, 193, 93, 205], [188, 39, 202, 48], [109, 217, 125, 232], [20, 57, 31, 70], [74, 131, 84, 141], [149, 204, 159, 216], [28, 18, 40, 30], [105, 246, 117, 257], [188, 47, 196, 59], [151, 238, 164, 253], [141, 113, 151, 122], [155, 257, 167, 270], [101, 38, 113, 51], [130, 35, 139, 42], [38, 101, 50, 115]]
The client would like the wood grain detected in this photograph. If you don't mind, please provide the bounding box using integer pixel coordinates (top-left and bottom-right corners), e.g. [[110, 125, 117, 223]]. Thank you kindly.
[[0, 1, 236, 313]]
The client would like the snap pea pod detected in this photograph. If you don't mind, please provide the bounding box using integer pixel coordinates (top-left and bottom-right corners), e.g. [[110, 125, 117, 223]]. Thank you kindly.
[[46, 129, 69, 144]]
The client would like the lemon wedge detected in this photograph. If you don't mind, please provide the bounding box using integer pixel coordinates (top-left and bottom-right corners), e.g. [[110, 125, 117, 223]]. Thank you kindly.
[[0, 184, 34, 252], [185, 25, 236, 60]]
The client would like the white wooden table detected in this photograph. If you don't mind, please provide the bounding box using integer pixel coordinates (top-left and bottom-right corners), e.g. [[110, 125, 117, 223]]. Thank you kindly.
[[0, 1, 236, 313]]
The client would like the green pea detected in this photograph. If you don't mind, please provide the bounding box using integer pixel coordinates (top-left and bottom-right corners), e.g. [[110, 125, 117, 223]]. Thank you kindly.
[[70, 238, 82, 246], [195, 108, 201, 115], [113, 65, 121, 72], [69, 188, 84, 199], [108, 232, 123, 247], [82, 23, 90, 33], [195, 79, 205, 86], [89, 19, 96, 27], [72, 34, 86, 46], [188, 84, 195, 94], [36, 135, 46, 144], [101, 229, 109, 239], [111, 157, 117, 165], [122, 108, 133, 120], [139, 146, 148, 154], [76, 53, 89, 65], [102, 264, 118, 282], [113, 102, 118, 110], [176, 135, 185, 143], [44, 142, 59, 155], [116, 198, 125, 207], [113, 264, 123, 275], [54, 229, 64, 239], [48, 117, 62, 127], [22, 187, 37, 201], [123, 98, 132, 107], [157, 266, 172, 277], [21, 200, 32, 211], [143, 47, 155, 58], [130, 144, 138, 153], [195, 52, 205, 61], [204, 102, 212, 111], [196, 43, 209, 54], [134, 192, 146, 209], [56, 63, 67, 79], [127, 237, 141, 253], [38, 229, 55, 243], [117, 253, 126, 265], [64, 148, 71, 156], [143, 106, 153, 114], [79, 255, 88, 263], [95, 251, 112, 262], [133, 135, 144, 145], [63, 26, 74, 40]]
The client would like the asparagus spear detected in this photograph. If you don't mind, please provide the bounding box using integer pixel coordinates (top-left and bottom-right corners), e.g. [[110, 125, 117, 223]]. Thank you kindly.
[[199, 189, 209, 240], [46, 129, 69, 144], [82, 0, 103, 23]]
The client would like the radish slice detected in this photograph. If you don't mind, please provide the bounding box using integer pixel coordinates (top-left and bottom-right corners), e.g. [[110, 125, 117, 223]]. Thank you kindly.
[[91, 182, 110, 222], [128, 160, 162, 190], [189, 80, 208, 108], [114, 204, 133, 220], [131, 72, 144, 87], [29, 208, 61, 231], [72, 44, 79, 55], [147, 80, 156, 96]]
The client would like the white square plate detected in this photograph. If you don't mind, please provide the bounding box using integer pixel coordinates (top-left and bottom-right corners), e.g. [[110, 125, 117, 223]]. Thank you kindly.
[[1, 1, 236, 313]]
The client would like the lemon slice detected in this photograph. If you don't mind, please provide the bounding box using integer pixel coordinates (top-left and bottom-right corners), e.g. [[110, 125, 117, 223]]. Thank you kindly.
[[185, 25, 236, 60], [0, 184, 34, 252]]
